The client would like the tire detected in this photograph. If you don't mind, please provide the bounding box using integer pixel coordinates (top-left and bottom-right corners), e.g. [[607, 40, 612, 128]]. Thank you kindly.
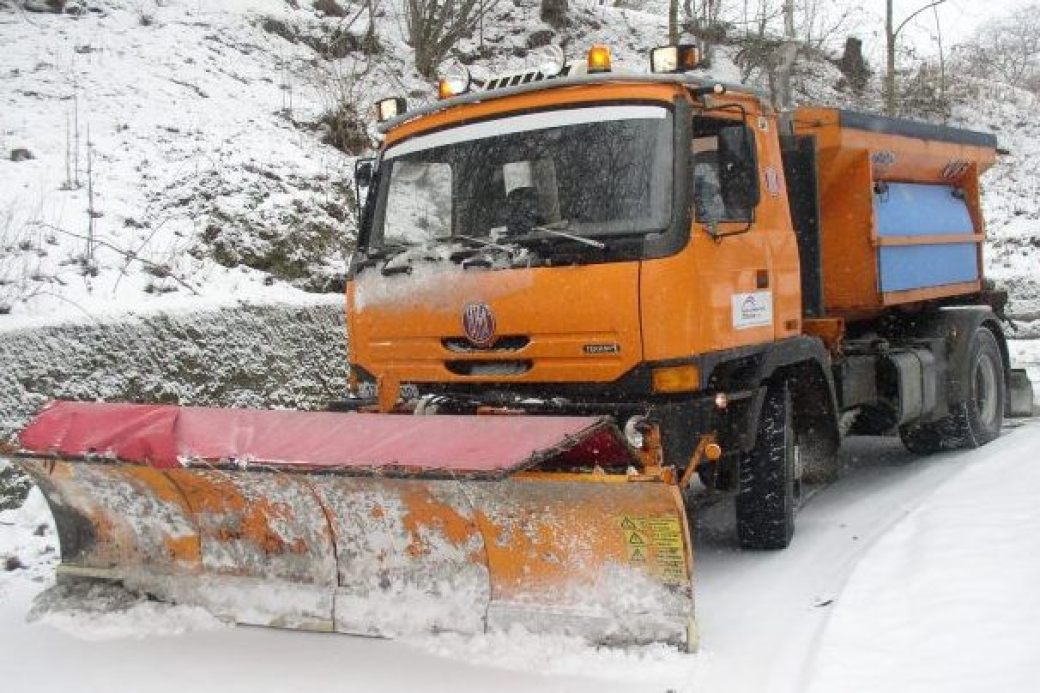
[[899, 327, 1005, 454], [899, 421, 945, 455], [953, 327, 1005, 447], [737, 381, 800, 550]]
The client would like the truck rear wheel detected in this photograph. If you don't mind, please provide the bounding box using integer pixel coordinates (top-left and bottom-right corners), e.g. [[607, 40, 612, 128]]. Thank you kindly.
[[899, 327, 1005, 453], [955, 327, 1005, 446], [737, 381, 800, 550]]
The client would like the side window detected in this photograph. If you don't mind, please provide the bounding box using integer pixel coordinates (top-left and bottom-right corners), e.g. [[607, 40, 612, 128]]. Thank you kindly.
[[691, 118, 757, 223]]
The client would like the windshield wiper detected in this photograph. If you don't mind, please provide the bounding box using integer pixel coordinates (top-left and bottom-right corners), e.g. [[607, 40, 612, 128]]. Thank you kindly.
[[354, 242, 414, 272], [454, 235, 516, 253], [365, 242, 412, 259], [522, 221, 606, 249]]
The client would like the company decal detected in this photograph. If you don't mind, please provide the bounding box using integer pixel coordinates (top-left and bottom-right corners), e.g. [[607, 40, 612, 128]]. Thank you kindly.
[[732, 291, 773, 330], [583, 343, 620, 355], [764, 165, 781, 197], [871, 149, 897, 167], [462, 302, 496, 347]]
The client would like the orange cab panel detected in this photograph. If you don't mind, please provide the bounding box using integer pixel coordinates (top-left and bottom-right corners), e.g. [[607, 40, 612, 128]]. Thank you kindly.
[[348, 262, 643, 384]]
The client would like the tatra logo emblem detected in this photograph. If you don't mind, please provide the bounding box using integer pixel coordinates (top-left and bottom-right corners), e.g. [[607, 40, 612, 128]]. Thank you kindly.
[[462, 302, 496, 347]]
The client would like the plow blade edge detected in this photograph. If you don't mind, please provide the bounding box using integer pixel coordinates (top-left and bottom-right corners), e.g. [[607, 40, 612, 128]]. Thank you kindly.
[[16, 401, 696, 649]]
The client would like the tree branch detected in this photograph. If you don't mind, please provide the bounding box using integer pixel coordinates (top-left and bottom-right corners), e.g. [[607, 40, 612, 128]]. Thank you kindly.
[[29, 222, 200, 296], [895, 0, 947, 38]]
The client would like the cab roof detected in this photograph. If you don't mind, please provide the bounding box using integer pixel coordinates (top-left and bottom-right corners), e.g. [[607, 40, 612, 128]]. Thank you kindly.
[[376, 72, 766, 136]]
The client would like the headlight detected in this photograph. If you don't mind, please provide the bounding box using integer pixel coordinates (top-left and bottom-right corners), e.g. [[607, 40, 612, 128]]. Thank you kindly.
[[531, 44, 566, 77], [624, 416, 648, 450], [650, 44, 702, 73], [374, 97, 407, 122], [438, 60, 472, 99]]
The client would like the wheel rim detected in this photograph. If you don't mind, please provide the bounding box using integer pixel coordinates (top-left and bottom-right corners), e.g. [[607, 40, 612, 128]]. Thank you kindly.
[[973, 352, 1000, 428]]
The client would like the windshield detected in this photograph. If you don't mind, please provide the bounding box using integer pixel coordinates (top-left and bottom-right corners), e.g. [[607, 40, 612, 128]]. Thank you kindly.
[[369, 105, 674, 250]]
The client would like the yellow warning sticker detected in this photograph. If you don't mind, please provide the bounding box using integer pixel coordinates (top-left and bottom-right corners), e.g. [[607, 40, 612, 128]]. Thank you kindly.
[[617, 515, 688, 584]]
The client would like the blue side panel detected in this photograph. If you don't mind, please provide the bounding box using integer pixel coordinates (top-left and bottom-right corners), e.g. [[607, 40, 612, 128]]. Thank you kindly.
[[874, 183, 978, 292], [874, 183, 974, 237], [878, 244, 979, 292]]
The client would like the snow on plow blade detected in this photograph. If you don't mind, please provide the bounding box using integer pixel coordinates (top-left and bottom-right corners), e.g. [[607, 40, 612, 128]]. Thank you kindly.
[[15, 401, 696, 649]]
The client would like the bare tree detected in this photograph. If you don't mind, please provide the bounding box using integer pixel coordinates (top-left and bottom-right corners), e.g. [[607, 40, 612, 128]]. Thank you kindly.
[[961, 4, 1040, 91], [932, 4, 945, 109], [885, 0, 947, 116], [669, 0, 679, 44], [732, 1, 792, 107], [795, 0, 860, 53], [405, 0, 497, 79], [541, 0, 567, 27], [684, 0, 725, 63]]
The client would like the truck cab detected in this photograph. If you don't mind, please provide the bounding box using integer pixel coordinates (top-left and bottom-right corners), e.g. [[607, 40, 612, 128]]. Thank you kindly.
[[349, 49, 805, 463], [346, 44, 1033, 549]]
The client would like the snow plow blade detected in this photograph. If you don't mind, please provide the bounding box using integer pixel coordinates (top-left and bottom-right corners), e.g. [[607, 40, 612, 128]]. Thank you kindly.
[[14, 401, 696, 650]]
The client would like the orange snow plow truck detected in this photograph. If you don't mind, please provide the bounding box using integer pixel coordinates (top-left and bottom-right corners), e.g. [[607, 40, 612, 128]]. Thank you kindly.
[[13, 44, 1036, 652]]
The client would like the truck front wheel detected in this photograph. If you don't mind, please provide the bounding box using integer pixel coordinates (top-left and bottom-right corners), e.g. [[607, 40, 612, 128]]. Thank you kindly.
[[737, 381, 800, 550]]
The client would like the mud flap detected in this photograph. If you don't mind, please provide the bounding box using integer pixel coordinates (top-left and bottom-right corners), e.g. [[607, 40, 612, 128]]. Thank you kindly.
[[1009, 368, 1035, 418]]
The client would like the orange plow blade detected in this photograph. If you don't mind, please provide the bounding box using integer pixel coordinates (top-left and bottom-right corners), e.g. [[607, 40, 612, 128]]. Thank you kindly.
[[15, 401, 696, 650]]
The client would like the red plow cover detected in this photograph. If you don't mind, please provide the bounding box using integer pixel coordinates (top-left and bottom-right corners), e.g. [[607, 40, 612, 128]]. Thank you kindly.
[[19, 401, 634, 475]]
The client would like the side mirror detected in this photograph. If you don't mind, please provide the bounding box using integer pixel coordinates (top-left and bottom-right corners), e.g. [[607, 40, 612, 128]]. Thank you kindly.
[[354, 157, 376, 213], [355, 158, 375, 190]]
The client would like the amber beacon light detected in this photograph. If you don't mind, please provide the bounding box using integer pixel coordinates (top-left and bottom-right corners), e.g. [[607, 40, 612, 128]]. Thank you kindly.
[[586, 44, 612, 73]]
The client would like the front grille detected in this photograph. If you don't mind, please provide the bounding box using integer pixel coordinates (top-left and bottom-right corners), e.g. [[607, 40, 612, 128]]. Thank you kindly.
[[445, 360, 532, 376], [442, 336, 529, 353]]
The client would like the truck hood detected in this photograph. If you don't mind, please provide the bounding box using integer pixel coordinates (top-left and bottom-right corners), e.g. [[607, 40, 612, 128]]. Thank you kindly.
[[348, 261, 642, 385]]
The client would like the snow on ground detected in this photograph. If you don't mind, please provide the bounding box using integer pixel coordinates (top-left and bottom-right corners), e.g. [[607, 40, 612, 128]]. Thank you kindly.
[[3, 425, 1040, 692], [0, 485, 56, 592], [28, 579, 228, 642], [806, 426, 1040, 693]]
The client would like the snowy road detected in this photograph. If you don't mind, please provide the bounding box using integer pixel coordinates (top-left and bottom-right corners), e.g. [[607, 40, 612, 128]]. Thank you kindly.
[[2, 424, 1039, 693], [693, 435, 991, 692]]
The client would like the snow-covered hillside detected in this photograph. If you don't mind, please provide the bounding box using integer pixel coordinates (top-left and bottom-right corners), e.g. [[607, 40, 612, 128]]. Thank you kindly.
[[1, 0, 358, 319], [2, 0, 1036, 339]]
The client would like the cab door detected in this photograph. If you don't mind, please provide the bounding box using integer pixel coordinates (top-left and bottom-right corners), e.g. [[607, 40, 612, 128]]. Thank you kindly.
[[641, 107, 801, 362]]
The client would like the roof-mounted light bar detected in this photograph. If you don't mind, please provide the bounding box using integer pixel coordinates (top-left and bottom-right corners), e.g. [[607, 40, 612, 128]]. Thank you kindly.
[[587, 44, 612, 74], [374, 97, 408, 123], [531, 44, 566, 77], [438, 60, 472, 100], [650, 44, 702, 74]]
